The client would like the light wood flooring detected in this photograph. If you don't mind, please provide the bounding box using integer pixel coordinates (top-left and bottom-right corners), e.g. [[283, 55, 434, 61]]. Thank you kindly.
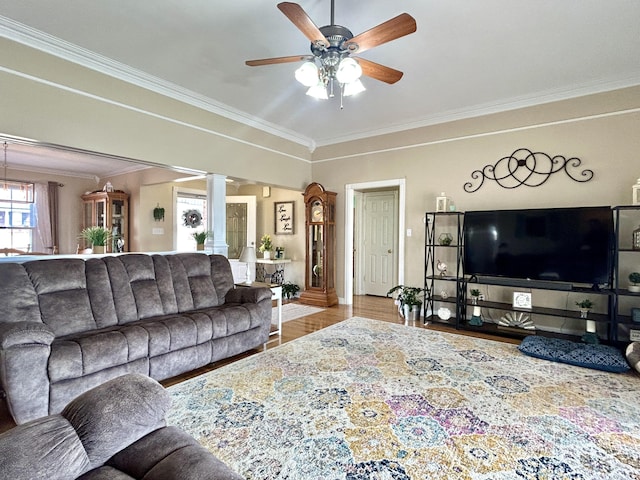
[[0, 295, 517, 433]]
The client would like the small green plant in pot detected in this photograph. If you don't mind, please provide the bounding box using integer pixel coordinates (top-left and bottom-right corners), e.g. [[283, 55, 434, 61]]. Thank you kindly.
[[281, 282, 300, 300], [258, 234, 273, 258], [470, 288, 481, 305], [79, 226, 111, 253], [629, 272, 640, 293], [575, 299, 594, 319], [387, 285, 423, 321], [192, 231, 210, 250]]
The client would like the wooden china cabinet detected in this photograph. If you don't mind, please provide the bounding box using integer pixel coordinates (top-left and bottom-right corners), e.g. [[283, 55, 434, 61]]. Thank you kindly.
[[299, 182, 338, 307], [81, 191, 129, 253]]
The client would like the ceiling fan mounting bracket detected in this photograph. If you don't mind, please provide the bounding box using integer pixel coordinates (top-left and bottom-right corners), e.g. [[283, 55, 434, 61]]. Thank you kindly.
[[311, 25, 354, 56]]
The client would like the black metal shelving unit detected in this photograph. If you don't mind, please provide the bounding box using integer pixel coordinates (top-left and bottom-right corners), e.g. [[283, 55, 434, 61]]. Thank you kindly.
[[424, 211, 464, 326], [424, 208, 636, 344], [612, 205, 640, 343]]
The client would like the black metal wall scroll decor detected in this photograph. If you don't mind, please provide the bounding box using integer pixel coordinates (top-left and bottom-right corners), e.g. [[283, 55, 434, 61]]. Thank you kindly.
[[463, 148, 593, 193]]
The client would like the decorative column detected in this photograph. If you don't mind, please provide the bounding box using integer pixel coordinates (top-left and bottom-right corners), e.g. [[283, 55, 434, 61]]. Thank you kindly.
[[206, 173, 228, 256]]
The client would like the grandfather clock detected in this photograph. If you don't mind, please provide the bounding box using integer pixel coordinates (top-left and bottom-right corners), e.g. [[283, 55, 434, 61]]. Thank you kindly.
[[299, 182, 338, 307]]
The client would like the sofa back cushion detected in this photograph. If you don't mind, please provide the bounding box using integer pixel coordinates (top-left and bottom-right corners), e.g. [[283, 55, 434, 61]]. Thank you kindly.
[[0, 263, 42, 324], [119, 255, 165, 320], [25, 259, 97, 337], [168, 253, 221, 311]]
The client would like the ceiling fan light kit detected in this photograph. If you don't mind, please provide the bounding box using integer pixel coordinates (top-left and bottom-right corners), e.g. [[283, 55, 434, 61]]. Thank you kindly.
[[246, 1, 416, 108]]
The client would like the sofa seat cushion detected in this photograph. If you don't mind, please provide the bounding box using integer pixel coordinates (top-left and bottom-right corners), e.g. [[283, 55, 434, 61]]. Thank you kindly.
[[50, 326, 150, 382], [78, 466, 135, 479], [107, 426, 243, 480], [519, 335, 630, 373]]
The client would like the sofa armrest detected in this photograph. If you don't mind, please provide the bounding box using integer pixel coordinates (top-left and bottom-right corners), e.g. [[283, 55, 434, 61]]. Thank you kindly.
[[0, 322, 55, 424], [225, 285, 272, 304], [0, 322, 55, 349], [62, 373, 171, 469], [0, 414, 91, 480]]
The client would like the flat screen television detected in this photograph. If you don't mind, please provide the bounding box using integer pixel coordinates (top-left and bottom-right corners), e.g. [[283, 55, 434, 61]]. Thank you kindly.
[[463, 206, 613, 287]]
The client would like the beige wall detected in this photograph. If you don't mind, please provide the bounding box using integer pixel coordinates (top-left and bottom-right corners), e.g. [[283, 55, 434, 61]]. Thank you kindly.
[[235, 184, 306, 287], [312, 91, 640, 298], [0, 38, 312, 191]]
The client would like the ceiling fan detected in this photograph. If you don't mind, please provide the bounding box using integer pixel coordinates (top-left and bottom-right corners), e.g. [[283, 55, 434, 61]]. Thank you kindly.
[[245, 1, 417, 104]]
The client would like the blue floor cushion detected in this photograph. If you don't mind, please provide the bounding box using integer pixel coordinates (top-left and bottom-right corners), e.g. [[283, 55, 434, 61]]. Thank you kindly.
[[519, 336, 630, 373]]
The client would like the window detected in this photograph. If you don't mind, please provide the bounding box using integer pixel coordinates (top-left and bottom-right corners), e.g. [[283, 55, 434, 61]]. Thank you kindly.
[[0, 180, 35, 250], [176, 191, 207, 251]]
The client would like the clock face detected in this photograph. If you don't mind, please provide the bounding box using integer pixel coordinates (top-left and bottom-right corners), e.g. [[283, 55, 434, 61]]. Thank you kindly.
[[311, 201, 324, 222]]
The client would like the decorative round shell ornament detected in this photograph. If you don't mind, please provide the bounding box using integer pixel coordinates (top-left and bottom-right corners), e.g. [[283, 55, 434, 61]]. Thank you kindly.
[[182, 209, 202, 228]]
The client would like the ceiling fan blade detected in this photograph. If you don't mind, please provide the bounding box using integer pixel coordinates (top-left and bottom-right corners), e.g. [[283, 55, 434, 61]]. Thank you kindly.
[[357, 58, 403, 84], [245, 55, 313, 67], [345, 13, 417, 54], [277, 2, 330, 48]]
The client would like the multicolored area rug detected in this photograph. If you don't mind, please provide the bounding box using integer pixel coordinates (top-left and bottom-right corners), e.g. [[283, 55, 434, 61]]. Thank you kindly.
[[167, 317, 640, 479]]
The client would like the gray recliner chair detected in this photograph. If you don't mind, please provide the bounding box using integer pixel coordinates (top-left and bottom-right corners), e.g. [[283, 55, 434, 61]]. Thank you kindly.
[[0, 373, 242, 479]]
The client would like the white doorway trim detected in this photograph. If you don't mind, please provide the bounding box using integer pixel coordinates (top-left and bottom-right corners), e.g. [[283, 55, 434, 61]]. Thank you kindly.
[[344, 179, 405, 305]]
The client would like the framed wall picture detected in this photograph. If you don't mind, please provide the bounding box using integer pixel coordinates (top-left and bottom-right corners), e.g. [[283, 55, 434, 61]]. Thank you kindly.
[[275, 201, 294, 235]]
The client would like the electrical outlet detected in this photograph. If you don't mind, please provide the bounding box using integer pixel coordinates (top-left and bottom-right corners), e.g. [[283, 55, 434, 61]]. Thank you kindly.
[[630, 329, 640, 342]]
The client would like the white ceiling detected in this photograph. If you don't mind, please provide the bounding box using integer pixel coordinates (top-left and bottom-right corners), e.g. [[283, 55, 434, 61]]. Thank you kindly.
[[1, 0, 639, 175]]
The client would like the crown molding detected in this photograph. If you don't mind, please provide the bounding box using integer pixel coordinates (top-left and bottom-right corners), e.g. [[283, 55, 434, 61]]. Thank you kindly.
[[0, 16, 315, 152], [313, 74, 640, 147]]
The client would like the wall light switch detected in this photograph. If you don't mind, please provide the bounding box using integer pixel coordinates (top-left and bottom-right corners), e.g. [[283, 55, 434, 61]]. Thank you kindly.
[[406, 229, 412, 237], [152, 227, 165, 235], [630, 329, 640, 342]]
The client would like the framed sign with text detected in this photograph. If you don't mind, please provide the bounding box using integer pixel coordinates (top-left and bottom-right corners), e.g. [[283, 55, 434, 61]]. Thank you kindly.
[[275, 201, 294, 235]]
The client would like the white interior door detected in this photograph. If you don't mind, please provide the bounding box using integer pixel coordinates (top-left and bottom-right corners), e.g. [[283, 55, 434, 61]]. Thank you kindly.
[[363, 190, 398, 296]]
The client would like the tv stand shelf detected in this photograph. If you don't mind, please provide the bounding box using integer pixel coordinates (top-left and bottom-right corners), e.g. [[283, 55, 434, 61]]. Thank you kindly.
[[465, 299, 611, 323], [424, 207, 639, 345]]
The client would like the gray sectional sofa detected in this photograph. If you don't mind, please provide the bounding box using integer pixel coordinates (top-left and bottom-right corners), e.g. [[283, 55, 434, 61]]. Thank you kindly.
[[0, 252, 272, 424]]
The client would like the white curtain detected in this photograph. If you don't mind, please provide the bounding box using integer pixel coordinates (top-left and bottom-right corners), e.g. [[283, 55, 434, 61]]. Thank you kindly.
[[33, 182, 52, 253]]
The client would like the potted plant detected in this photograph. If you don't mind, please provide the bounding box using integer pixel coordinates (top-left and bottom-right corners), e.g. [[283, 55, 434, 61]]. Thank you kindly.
[[258, 234, 273, 259], [281, 282, 300, 300], [79, 226, 111, 254], [387, 285, 423, 321], [192, 231, 210, 251], [470, 288, 481, 305], [629, 272, 640, 293], [575, 299, 594, 319], [153, 204, 165, 222]]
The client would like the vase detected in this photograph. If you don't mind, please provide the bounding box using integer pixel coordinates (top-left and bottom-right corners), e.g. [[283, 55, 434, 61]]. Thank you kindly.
[[196, 244, 204, 251], [402, 304, 420, 322], [93, 245, 105, 254], [263, 250, 271, 260], [580, 308, 589, 319]]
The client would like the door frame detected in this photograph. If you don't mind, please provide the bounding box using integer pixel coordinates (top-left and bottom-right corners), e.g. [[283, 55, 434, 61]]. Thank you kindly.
[[344, 179, 405, 304]]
